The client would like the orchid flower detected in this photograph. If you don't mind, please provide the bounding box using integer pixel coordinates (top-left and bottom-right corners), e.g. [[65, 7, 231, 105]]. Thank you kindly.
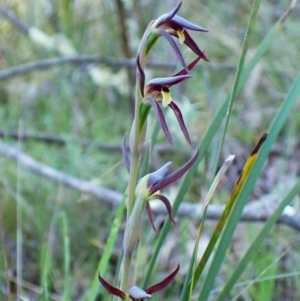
[[99, 264, 180, 300], [143, 55, 202, 145], [137, 1, 209, 97], [150, 2, 209, 64], [135, 148, 199, 231]]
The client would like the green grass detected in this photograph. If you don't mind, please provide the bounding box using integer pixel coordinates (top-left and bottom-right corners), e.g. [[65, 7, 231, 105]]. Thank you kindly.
[[0, 0, 300, 300]]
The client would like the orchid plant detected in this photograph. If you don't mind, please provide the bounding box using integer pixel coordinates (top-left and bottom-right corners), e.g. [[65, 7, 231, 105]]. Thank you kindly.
[[99, 2, 208, 299]]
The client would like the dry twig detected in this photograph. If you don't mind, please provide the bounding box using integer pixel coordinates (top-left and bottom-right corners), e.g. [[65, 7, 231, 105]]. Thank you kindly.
[[0, 130, 174, 153], [0, 140, 299, 231]]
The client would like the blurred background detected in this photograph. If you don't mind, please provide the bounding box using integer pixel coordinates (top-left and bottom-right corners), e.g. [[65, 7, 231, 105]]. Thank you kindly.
[[0, 0, 300, 300]]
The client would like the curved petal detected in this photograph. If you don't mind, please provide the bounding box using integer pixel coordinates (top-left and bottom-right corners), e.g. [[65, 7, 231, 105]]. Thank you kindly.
[[122, 134, 130, 173], [146, 264, 180, 294], [150, 148, 199, 193], [183, 31, 209, 61], [168, 101, 192, 145], [156, 28, 189, 73], [147, 161, 172, 188], [146, 201, 156, 232], [150, 194, 176, 225], [169, 31, 209, 61], [173, 56, 202, 77], [154, 1, 182, 27], [146, 74, 191, 87], [145, 96, 173, 145], [172, 15, 208, 32], [98, 273, 126, 300]]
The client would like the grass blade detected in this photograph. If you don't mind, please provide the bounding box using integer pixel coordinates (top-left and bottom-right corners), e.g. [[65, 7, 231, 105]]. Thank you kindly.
[[212, 0, 261, 177], [193, 134, 267, 294], [215, 179, 300, 300], [141, 0, 290, 287], [84, 195, 126, 301], [180, 155, 235, 301], [196, 70, 300, 301], [60, 212, 72, 301]]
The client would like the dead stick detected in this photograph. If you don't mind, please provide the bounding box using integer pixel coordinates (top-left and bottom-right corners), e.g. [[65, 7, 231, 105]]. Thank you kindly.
[[0, 140, 299, 231]]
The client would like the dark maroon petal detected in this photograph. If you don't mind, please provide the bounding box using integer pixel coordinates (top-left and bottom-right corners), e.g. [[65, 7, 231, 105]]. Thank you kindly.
[[173, 56, 201, 77], [122, 134, 130, 173], [150, 194, 176, 225], [146, 74, 191, 88], [136, 54, 145, 97], [145, 96, 173, 145], [147, 162, 172, 188], [155, 2, 182, 27], [172, 15, 208, 32], [156, 28, 189, 74], [145, 264, 180, 294], [98, 273, 126, 299], [150, 148, 199, 193], [168, 101, 192, 145], [146, 202, 157, 232], [183, 31, 209, 61]]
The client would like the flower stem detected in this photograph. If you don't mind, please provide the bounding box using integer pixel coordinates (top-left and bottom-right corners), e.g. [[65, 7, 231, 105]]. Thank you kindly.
[[120, 254, 132, 294], [127, 77, 142, 219], [120, 65, 142, 296]]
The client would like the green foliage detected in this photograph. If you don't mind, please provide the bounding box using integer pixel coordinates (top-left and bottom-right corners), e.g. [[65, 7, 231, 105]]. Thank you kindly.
[[0, 1, 300, 300]]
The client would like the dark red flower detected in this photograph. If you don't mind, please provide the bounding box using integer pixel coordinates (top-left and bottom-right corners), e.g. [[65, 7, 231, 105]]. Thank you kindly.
[[136, 148, 199, 231], [144, 56, 202, 145], [152, 1, 209, 62], [99, 264, 180, 300]]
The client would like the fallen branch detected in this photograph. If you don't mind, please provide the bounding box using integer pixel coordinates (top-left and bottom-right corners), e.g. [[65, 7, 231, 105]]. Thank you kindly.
[[0, 140, 121, 207], [0, 130, 173, 153], [0, 140, 299, 231], [0, 55, 236, 81], [0, 4, 29, 33]]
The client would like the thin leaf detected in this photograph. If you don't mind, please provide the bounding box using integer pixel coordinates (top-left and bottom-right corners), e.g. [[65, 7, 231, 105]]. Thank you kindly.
[[215, 179, 300, 300], [60, 212, 72, 301], [197, 69, 300, 301], [212, 0, 262, 179], [181, 155, 235, 301], [84, 195, 126, 301], [193, 134, 267, 290]]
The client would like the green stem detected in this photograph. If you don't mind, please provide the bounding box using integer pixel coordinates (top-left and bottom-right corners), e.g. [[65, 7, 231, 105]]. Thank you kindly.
[[120, 24, 159, 295], [120, 255, 132, 294], [127, 79, 141, 219], [120, 64, 142, 296]]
